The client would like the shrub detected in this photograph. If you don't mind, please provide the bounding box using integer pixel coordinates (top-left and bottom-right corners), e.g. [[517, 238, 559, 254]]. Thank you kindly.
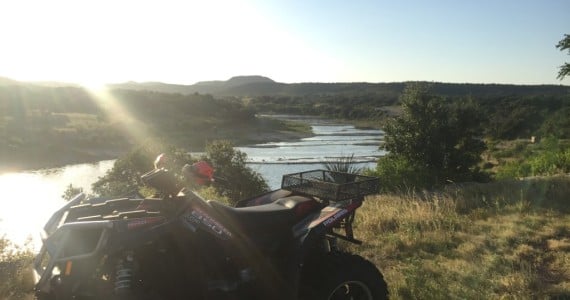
[[374, 83, 486, 190], [0, 236, 34, 299], [92, 140, 193, 197], [91, 140, 268, 204], [206, 140, 268, 204], [322, 154, 364, 174], [496, 147, 570, 179], [370, 155, 435, 193]]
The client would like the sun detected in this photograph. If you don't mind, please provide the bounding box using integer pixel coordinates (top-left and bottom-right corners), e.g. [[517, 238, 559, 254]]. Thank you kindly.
[[79, 78, 109, 92]]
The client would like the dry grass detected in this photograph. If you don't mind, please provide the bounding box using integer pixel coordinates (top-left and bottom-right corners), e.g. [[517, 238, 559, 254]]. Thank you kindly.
[[346, 175, 570, 299], [0, 237, 34, 300]]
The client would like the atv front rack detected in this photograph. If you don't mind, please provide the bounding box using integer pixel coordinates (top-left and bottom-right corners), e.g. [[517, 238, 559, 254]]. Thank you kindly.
[[281, 170, 379, 202], [33, 193, 114, 294]]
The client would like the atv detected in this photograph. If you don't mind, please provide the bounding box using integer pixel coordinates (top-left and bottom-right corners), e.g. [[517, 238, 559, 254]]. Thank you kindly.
[[32, 157, 388, 299]]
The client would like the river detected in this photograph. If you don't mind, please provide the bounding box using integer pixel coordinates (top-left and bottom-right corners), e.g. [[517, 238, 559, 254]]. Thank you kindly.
[[0, 116, 384, 251], [0, 160, 115, 251], [238, 115, 385, 189]]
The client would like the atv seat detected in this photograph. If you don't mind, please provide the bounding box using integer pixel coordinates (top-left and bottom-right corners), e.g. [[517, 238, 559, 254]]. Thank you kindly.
[[207, 196, 319, 233]]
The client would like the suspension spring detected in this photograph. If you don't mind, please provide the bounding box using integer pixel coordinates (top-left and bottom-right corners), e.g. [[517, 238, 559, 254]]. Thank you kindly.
[[114, 251, 134, 295]]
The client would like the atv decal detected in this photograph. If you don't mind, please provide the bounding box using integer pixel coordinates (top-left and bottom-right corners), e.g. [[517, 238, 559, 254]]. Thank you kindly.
[[308, 207, 342, 228], [186, 208, 233, 239], [127, 216, 165, 230], [322, 209, 349, 227], [308, 201, 363, 229], [180, 210, 199, 232]]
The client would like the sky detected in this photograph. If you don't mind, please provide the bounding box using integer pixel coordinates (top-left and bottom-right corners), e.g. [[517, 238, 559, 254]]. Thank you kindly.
[[0, 0, 569, 86]]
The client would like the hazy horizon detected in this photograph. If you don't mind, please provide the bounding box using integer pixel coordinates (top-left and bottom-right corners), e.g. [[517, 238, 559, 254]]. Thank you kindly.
[[2, 74, 570, 88]]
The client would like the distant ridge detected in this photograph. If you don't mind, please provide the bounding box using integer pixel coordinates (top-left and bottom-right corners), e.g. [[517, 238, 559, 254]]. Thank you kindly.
[[0, 76, 20, 86], [1, 75, 568, 98], [0, 76, 80, 87], [110, 76, 570, 98], [196, 75, 274, 87]]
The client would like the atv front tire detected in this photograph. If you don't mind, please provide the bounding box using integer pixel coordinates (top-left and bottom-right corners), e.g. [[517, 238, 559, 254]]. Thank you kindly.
[[302, 252, 388, 300]]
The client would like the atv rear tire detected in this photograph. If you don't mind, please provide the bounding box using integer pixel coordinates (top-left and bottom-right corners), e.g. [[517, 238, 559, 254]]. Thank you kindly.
[[302, 252, 388, 300]]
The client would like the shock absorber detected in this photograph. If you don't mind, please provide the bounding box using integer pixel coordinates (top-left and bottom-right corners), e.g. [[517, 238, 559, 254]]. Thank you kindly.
[[114, 250, 135, 295]]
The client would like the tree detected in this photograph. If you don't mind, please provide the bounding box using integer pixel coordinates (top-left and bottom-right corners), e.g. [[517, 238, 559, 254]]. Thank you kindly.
[[375, 83, 486, 191], [206, 140, 268, 203], [91, 140, 268, 204], [92, 141, 193, 197], [556, 34, 570, 80], [62, 184, 84, 201]]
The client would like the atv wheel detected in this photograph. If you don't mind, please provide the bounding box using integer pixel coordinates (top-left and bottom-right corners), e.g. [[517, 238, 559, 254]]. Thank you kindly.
[[302, 252, 388, 300]]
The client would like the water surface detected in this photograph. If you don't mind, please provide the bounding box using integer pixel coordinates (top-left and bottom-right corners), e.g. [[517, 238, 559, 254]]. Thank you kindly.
[[0, 160, 114, 250], [238, 117, 385, 189]]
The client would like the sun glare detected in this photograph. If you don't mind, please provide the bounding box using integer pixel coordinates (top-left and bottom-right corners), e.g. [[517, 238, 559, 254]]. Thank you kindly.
[[80, 80, 108, 92], [86, 87, 158, 148]]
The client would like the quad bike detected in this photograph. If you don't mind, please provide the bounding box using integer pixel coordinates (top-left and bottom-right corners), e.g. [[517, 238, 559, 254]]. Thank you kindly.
[[32, 157, 389, 299]]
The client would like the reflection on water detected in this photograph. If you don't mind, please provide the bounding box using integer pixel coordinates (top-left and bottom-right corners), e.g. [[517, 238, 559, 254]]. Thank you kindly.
[[0, 160, 114, 251]]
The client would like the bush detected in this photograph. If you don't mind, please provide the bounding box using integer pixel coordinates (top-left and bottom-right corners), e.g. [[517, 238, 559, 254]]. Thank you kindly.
[[322, 154, 364, 174], [206, 140, 268, 204], [373, 83, 486, 191], [91, 140, 268, 204], [495, 145, 570, 179], [370, 155, 435, 193], [92, 140, 193, 197], [0, 236, 34, 299]]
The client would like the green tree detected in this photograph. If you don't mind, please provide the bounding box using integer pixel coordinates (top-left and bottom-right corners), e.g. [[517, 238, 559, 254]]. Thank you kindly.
[[556, 34, 570, 80], [376, 83, 486, 191], [206, 140, 268, 204], [62, 184, 83, 201], [92, 141, 193, 197], [91, 140, 268, 204]]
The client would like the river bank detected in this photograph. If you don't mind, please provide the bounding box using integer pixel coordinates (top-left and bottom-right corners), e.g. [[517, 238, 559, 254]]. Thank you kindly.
[[0, 115, 313, 173]]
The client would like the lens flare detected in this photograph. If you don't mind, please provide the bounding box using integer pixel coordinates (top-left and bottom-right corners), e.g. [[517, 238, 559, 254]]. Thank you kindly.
[[85, 86, 157, 148]]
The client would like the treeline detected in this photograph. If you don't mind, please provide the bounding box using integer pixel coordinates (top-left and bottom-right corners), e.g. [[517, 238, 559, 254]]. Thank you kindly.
[[0, 85, 99, 115], [478, 95, 570, 139], [246, 94, 397, 119], [112, 77, 570, 98], [0, 85, 253, 121], [247, 91, 570, 140], [106, 89, 254, 134]]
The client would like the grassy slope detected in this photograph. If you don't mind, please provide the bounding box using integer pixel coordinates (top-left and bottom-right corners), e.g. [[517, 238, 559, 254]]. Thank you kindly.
[[348, 175, 570, 299]]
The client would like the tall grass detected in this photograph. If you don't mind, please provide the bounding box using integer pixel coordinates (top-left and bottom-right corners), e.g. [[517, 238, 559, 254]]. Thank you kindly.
[[322, 154, 364, 174], [348, 175, 570, 299], [0, 237, 34, 299]]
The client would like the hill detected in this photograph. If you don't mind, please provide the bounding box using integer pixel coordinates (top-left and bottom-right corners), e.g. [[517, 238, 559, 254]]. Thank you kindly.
[[109, 75, 281, 95], [110, 76, 570, 98], [3, 75, 568, 98]]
